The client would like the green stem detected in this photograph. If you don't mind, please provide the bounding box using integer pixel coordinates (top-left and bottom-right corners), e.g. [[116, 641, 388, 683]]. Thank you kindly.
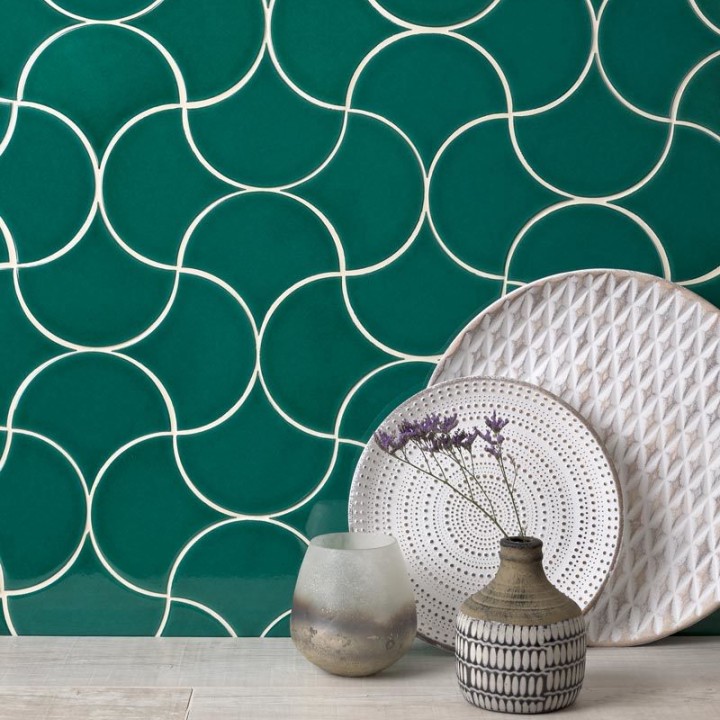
[[396, 449, 510, 537], [445, 447, 498, 521], [498, 453, 524, 537], [437, 446, 477, 504]]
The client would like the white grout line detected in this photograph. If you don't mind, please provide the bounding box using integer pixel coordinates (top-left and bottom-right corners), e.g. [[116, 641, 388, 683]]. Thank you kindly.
[[1, 0, 719, 638]]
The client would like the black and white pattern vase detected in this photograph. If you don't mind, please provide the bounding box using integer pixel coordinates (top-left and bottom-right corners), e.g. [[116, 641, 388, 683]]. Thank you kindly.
[[455, 537, 587, 714]]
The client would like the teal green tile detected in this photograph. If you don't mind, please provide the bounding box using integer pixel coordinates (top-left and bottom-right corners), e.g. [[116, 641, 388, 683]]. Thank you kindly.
[[283, 443, 361, 540], [23, 24, 178, 150], [0, 432, 85, 590], [346, 223, 502, 356], [598, 0, 719, 116], [50, 0, 155, 19], [183, 192, 339, 318], [261, 277, 390, 433], [14, 352, 170, 480], [429, 119, 559, 275], [339, 361, 434, 442], [508, 204, 666, 283], [375, 0, 493, 26], [514, 67, 667, 197], [129, 274, 255, 429], [171, 521, 306, 636], [353, 33, 505, 161], [133, 0, 264, 100], [0, 107, 95, 263], [620, 126, 720, 281], [263, 613, 291, 638], [0, 274, 59, 425], [685, 275, 720, 308], [0, 0, 68, 97], [8, 542, 165, 635], [0, 611, 9, 636], [178, 385, 334, 515], [0, 106, 9, 155], [92, 437, 221, 593], [102, 109, 228, 265], [270, 0, 397, 105], [679, 609, 720, 635], [678, 56, 720, 136], [19, 216, 174, 346], [162, 601, 231, 637], [694, 0, 720, 27], [297, 114, 424, 269], [1, 0, 719, 638], [463, 0, 593, 110], [188, 56, 342, 187]]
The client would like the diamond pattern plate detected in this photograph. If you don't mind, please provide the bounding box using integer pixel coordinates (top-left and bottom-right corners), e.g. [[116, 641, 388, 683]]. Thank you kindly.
[[431, 270, 720, 645]]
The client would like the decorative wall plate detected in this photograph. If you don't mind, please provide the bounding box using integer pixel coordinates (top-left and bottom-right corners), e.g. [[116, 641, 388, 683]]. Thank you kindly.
[[349, 377, 621, 651], [431, 270, 720, 646]]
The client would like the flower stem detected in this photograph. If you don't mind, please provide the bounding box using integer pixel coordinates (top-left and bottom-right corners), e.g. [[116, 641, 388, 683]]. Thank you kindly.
[[498, 453, 524, 537], [444, 447, 498, 521], [397, 449, 510, 537]]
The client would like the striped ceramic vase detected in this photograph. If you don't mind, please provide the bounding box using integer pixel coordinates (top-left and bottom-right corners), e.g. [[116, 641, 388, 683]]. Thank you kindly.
[[456, 537, 586, 714]]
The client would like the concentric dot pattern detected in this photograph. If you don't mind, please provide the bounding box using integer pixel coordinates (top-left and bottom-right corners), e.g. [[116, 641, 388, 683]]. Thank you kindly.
[[0, 0, 719, 635], [432, 270, 720, 645], [349, 378, 621, 650]]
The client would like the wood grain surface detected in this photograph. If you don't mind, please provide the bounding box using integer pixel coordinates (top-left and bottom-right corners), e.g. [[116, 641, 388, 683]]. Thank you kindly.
[[0, 637, 716, 719]]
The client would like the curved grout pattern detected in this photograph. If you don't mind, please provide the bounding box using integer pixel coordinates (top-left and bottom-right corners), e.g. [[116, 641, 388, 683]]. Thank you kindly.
[[0, 0, 718, 635]]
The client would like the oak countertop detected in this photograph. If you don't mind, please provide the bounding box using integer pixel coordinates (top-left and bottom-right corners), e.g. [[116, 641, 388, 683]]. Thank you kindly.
[[0, 636, 717, 719]]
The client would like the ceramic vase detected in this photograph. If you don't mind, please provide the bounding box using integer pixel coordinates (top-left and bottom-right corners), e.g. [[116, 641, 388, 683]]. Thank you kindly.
[[456, 537, 586, 714], [291, 532, 417, 677]]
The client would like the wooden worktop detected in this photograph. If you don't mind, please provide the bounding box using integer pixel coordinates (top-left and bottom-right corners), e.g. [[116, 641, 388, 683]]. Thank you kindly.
[[0, 636, 717, 719]]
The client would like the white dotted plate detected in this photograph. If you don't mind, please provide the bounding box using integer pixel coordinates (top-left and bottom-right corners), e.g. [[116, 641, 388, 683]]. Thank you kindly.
[[431, 270, 720, 646], [349, 376, 621, 651]]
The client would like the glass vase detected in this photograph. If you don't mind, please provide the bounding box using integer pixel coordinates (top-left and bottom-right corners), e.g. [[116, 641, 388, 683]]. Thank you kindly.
[[291, 532, 417, 677]]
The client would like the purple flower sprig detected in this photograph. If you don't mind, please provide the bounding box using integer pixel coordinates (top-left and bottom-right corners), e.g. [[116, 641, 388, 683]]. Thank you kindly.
[[478, 409, 509, 458], [374, 410, 525, 539], [375, 413, 484, 455], [479, 410, 524, 536]]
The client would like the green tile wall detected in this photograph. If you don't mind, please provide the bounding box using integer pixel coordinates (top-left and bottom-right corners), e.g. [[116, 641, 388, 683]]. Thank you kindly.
[[0, 0, 718, 636]]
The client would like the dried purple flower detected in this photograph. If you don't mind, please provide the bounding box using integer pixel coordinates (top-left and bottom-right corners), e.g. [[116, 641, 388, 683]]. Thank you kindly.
[[437, 413, 459, 433], [485, 410, 509, 434], [478, 429, 494, 446], [373, 408, 525, 538], [374, 429, 397, 453], [479, 411, 510, 460], [455, 428, 481, 450], [374, 412, 463, 455]]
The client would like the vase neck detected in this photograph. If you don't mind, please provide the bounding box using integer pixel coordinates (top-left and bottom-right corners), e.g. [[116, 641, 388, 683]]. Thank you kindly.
[[495, 537, 548, 587], [499, 536, 543, 563], [460, 536, 582, 625]]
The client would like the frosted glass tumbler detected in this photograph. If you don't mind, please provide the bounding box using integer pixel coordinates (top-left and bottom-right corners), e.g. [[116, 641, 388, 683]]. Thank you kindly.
[[291, 532, 417, 676]]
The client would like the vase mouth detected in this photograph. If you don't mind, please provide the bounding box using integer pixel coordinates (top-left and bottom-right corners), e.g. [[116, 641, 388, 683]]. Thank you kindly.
[[310, 532, 397, 552], [500, 536, 542, 550]]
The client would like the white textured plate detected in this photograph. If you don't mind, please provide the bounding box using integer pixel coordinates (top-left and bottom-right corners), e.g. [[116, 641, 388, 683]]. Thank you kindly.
[[349, 376, 621, 651], [431, 269, 720, 646]]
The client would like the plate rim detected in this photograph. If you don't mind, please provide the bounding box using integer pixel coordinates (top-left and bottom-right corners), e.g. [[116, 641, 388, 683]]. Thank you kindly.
[[430, 268, 720, 385]]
